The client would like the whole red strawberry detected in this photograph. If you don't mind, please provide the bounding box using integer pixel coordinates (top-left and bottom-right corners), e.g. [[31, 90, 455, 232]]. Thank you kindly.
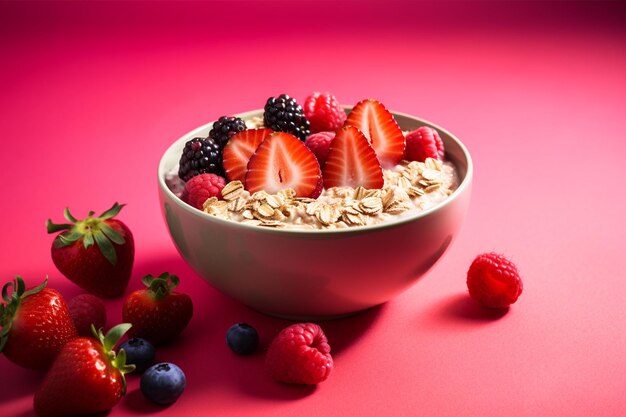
[[47, 202, 135, 298], [34, 324, 135, 417], [0, 276, 77, 370], [122, 273, 193, 345]]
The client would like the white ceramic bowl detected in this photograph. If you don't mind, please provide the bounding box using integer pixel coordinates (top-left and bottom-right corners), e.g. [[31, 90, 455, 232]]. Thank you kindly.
[[158, 109, 472, 319]]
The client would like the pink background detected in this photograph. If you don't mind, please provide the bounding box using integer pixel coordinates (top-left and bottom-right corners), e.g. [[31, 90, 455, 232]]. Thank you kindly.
[[1, 1, 625, 416]]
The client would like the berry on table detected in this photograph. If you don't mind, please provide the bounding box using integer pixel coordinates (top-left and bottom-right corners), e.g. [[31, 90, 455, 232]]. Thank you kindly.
[[303, 92, 347, 133], [118, 337, 156, 373], [141, 363, 186, 405], [467, 252, 523, 308], [122, 272, 193, 345], [33, 324, 135, 417], [0, 276, 77, 370], [208, 116, 247, 148], [180, 173, 226, 210], [178, 137, 224, 182], [68, 294, 107, 337], [305, 131, 335, 167], [46, 202, 135, 298], [266, 323, 333, 385], [263, 94, 311, 141], [226, 323, 259, 355], [405, 126, 445, 162]]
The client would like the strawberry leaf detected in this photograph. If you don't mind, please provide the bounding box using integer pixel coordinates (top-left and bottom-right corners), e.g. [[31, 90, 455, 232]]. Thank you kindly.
[[93, 230, 117, 266], [99, 202, 125, 220], [115, 348, 136, 374], [15, 277, 25, 295], [21, 276, 47, 298], [1, 281, 12, 303], [168, 274, 180, 289], [100, 223, 125, 245], [57, 229, 83, 247], [83, 233, 94, 249], [113, 347, 135, 394], [0, 324, 10, 351], [102, 323, 132, 352], [0, 322, 11, 338], [141, 274, 154, 287], [63, 207, 78, 223], [91, 324, 105, 341], [46, 219, 73, 234], [142, 272, 180, 300]]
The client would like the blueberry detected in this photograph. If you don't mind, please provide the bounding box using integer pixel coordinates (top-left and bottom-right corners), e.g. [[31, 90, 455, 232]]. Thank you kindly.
[[226, 323, 259, 355], [140, 363, 186, 405], [118, 338, 156, 373]]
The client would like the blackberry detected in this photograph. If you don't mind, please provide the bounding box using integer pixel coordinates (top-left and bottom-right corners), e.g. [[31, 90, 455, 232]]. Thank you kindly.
[[178, 137, 224, 182], [208, 116, 246, 147], [263, 94, 311, 141]]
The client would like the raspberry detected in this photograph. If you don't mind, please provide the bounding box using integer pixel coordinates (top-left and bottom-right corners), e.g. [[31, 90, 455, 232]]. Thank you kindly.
[[68, 294, 107, 336], [467, 252, 523, 308], [305, 131, 335, 167], [266, 323, 333, 385], [405, 126, 445, 162], [181, 173, 226, 210], [303, 92, 347, 133]]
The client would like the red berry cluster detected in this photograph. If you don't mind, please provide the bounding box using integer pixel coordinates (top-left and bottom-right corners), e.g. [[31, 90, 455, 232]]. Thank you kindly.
[[1, 94, 524, 417], [1, 203, 194, 416]]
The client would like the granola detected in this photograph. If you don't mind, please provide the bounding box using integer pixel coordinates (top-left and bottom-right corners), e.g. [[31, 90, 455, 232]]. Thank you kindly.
[[197, 157, 458, 230]]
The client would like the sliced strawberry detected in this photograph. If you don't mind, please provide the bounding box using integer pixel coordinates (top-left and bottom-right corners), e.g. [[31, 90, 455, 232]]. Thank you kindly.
[[310, 176, 324, 199], [222, 128, 273, 182], [322, 126, 384, 189], [344, 99, 405, 168], [245, 132, 322, 197]]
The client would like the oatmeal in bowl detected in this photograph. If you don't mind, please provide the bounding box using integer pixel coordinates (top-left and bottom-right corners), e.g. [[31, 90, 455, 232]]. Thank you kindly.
[[158, 93, 472, 319]]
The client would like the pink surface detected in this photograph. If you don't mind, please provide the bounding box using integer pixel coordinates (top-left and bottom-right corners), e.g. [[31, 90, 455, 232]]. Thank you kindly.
[[1, 1, 625, 416]]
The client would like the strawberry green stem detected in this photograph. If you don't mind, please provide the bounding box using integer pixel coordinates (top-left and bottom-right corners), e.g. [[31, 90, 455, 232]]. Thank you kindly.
[[141, 272, 180, 301], [46, 202, 127, 266], [91, 323, 136, 393]]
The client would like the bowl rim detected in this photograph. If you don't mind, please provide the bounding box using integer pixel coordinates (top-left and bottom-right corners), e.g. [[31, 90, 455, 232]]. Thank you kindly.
[[158, 107, 473, 235]]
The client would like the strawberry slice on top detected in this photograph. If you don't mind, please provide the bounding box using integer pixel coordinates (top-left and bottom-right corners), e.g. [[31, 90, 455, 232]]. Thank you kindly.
[[222, 128, 273, 182], [323, 125, 384, 189], [245, 132, 322, 197], [344, 99, 405, 168]]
